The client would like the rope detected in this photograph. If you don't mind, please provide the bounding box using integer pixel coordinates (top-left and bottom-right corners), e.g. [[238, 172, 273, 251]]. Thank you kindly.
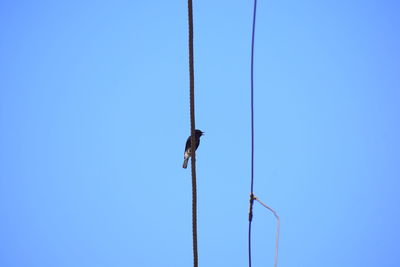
[[187, 1, 198, 266]]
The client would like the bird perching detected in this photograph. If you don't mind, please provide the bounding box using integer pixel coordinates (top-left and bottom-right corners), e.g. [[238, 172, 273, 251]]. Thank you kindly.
[[183, 130, 204, 169]]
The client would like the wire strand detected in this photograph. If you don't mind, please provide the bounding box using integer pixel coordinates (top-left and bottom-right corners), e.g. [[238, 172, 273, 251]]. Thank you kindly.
[[187, 1, 198, 267], [254, 196, 280, 267]]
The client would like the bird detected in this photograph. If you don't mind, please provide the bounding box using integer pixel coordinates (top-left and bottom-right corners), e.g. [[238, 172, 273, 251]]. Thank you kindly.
[[182, 129, 204, 169]]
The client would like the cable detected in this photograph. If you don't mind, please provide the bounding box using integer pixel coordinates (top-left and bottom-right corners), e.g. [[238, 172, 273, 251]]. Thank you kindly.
[[187, 1, 198, 267], [247, 1, 280, 267], [250, 0, 257, 195], [248, 0, 257, 266]]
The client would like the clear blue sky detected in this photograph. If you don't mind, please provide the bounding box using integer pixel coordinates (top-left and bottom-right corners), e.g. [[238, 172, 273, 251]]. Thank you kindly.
[[1, 1, 399, 266]]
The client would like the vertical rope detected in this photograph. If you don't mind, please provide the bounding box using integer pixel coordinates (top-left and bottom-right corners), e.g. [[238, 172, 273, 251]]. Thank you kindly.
[[187, 1, 198, 267], [248, 0, 257, 267]]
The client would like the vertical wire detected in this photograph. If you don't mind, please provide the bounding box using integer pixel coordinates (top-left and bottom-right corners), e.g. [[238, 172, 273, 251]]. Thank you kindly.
[[248, 0, 257, 267], [250, 0, 257, 195]]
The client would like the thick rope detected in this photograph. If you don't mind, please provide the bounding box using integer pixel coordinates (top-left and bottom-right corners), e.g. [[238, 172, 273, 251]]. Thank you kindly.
[[187, 1, 198, 266]]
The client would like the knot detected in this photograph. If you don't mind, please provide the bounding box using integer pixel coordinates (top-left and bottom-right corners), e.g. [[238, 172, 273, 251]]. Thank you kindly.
[[248, 193, 255, 221]]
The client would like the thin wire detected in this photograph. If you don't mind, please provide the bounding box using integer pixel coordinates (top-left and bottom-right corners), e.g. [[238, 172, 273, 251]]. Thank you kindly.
[[248, 0, 257, 267], [254, 196, 280, 267], [248, 194, 255, 267], [187, 0, 198, 266], [250, 0, 257, 195]]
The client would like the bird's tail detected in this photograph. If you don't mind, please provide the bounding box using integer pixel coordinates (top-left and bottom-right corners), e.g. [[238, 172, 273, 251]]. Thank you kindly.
[[182, 158, 188, 169]]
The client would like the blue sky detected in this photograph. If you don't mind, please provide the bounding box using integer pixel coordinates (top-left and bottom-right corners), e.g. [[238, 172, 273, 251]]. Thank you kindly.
[[1, 1, 399, 266]]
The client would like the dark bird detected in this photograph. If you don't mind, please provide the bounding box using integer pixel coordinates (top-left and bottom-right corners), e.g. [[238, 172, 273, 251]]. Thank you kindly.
[[182, 129, 204, 169]]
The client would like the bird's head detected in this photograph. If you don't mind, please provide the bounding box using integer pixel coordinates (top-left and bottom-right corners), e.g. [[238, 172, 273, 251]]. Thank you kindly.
[[195, 129, 204, 137]]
